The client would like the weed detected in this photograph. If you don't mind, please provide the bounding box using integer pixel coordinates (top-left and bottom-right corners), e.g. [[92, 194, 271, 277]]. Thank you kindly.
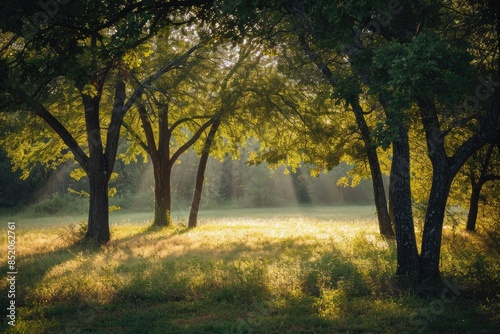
[[58, 221, 87, 245]]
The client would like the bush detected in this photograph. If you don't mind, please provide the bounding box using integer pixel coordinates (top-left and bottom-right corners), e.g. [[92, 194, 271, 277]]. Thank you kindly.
[[25, 193, 88, 216]]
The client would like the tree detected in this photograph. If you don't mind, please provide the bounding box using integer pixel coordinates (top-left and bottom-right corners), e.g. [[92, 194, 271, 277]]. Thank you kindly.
[[121, 32, 212, 227], [219, 0, 499, 278], [278, 1, 396, 237], [187, 46, 253, 228], [415, 2, 500, 279], [0, 1, 213, 243], [371, 0, 500, 278], [465, 143, 500, 231]]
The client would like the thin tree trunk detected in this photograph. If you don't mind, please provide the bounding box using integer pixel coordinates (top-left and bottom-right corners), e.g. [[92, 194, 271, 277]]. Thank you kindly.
[[351, 100, 394, 236], [466, 184, 481, 232], [466, 143, 496, 232], [188, 118, 221, 228], [297, 33, 393, 236]]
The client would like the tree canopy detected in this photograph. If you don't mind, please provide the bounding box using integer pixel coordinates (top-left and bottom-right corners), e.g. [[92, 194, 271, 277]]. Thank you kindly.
[[0, 0, 499, 280]]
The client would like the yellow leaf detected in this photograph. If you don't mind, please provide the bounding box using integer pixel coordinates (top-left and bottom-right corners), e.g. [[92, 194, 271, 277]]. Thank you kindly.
[[82, 84, 98, 98], [337, 177, 350, 187], [70, 168, 87, 181]]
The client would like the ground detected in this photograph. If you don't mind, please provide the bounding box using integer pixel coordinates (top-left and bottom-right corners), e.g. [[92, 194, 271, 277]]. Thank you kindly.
[[0, 206, 499, 333]]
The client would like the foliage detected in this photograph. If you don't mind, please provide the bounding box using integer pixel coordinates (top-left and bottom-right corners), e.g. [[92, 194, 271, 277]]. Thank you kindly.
[[0, 149, 48, 209], [25, 193, 88, 217], [371, 31, 472, 109]]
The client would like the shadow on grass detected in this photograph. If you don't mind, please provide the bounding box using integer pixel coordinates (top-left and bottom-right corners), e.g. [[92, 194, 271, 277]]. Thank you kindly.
[[2, 224, 499, 334]]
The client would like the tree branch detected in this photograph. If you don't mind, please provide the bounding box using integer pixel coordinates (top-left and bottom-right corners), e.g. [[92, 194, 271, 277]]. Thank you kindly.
[[169, 119, 214, 167], [137, 103, 159, 159], [14, 91, 89, 172], [121, 42, 204, 116], [122, 121, 149, 153], [104, 77, 127, 175], [169, 115, 213, 133]]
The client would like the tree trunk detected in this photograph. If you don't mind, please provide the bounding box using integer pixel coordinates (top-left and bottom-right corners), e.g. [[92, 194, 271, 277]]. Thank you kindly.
[[187, 155, 208, 228], [153, 164, 172, 227], [416, 96, 499, 279], [466, 143, 497, 232], [390, 128, 420, 276], [188, 118, 221, 228], [388, 167, 395, 225], [296, 34, 393, 236], [466, 184, 481, 232], [85, 171, 110, 244], [351, 101, 394, 236], [419, 169, 452, 280]]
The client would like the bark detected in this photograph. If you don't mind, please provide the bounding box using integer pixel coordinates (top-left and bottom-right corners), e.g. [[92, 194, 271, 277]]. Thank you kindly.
[[297, 34, 393, 236], [351, 100, 394, 236], [378, 97, 418, 274], [466, 184, 481, 232], [388, 172, 395, 226], [466, 174, 500, 231], [81, 86, 113, 245], [187, 47, 251, 227], [419, 170, 452, 279], [153, 163, 172, 227], [136, 99, 213, 228], [417, 94, 499, 279], [86, 170, 110, 243], [12, 51, 192, 244], [188, 118, 222, 228], [390, 123, 420, 276], [417, 96, 453, 279], [466, 144, 498, 231]]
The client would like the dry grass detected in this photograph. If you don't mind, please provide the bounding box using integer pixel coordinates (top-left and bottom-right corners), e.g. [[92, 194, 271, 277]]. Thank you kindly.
[[0, 206, 499, 333]]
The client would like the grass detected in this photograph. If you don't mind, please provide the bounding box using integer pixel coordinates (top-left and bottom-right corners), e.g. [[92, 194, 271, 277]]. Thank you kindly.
[[0, 206, 499, 333]]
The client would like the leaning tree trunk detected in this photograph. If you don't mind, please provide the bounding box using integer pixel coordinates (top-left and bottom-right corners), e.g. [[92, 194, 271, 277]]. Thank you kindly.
[[351, 101, 394, 236], [297, 34, 393, 236], [188, 118, 221, 228], [466, 183, 482, 232], [390, 127, 420, 276], [85, 170, 111, 244]]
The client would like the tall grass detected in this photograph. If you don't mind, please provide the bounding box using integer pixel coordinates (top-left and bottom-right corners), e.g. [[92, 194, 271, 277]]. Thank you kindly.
[[0, 207, 498, 333]]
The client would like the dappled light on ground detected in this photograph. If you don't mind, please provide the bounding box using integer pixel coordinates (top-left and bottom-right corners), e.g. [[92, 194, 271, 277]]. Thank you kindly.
[[0, 207, 498, 333]]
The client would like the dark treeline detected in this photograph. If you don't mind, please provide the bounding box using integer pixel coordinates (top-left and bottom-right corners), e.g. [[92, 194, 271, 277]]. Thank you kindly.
[[0, 148, 376, 214]]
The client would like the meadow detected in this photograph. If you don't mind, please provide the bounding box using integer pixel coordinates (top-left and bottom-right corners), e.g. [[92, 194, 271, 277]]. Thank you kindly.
[[0, 206, 499, 333]]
